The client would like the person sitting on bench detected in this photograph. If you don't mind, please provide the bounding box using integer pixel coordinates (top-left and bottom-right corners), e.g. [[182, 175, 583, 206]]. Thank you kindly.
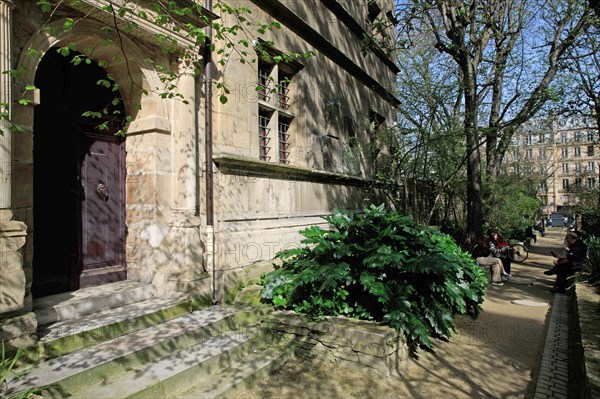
[[544, 231, 587, 293]]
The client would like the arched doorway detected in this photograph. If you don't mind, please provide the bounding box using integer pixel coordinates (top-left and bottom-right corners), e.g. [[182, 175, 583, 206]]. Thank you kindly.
[[32, 48, 127, 297]]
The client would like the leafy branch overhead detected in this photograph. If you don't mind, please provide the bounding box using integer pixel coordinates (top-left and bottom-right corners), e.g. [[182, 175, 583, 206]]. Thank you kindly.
[[1, 0, 315, 136], [260, 204, 488, 349]]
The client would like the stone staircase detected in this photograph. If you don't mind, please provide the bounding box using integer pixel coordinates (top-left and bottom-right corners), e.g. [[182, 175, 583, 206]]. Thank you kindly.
[[4, 281, 292, 398]]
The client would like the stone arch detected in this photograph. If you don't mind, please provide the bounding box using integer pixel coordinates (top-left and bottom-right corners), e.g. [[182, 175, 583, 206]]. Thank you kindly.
[[15, 18, 170, 132]]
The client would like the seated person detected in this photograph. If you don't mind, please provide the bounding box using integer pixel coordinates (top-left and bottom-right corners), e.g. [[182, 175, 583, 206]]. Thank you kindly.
[[472, 235, 507, 286], [525, 225, 537, 244], [544, 231, 588, 292], [490, 230, 513, 279]]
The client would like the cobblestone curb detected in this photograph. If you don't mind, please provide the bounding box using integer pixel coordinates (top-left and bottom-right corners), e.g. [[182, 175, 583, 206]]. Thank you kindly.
[[533, 292, 569, 399]]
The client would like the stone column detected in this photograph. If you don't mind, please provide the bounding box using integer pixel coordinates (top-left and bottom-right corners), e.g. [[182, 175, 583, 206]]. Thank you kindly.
[[0, 214, 27, 313], [174, 60, 197, 213], [0, 0, 15, 209], [165, 59, 207, 295]]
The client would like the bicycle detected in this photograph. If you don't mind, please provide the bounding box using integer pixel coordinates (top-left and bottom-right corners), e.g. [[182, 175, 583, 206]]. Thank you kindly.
[[508, 241, 529, 262]]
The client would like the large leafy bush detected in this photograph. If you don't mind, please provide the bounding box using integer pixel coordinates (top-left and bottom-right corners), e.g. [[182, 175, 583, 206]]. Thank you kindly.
[[260, 205, 488, 348]]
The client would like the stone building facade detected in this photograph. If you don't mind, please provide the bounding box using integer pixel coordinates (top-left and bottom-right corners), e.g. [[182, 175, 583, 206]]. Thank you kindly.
[[504, 116, 599, 216], [0, 0, 398, 348]]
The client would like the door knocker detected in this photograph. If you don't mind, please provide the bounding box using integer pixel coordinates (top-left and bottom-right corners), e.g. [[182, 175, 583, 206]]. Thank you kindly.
[[96, 183, 108, 200]]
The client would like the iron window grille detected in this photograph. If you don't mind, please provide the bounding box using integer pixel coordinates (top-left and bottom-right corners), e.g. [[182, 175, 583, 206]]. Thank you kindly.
[[259, 115, 271, 161], [278, 79, 290, 110], [278, 120, 291, 164], [258, 68, 271, 103]]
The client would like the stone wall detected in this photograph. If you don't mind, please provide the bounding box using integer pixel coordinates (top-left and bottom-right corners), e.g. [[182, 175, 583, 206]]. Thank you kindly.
[[262, 310, 408, 377]]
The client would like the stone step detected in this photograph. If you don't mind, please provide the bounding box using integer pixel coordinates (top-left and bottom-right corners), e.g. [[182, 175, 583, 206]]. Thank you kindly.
[[35, 294, 201, 360], [34, 280, 156, 326], [6, 305, 264, 396], [173, 343, 293, 399], [69, 332, 292, 399], [70, 331, 254, 399]]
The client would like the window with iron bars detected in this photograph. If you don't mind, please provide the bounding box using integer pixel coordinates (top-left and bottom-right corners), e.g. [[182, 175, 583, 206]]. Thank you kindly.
[[258, 113, 271, 161], [278, 119, 291, 164], [278, 76, 291, 110], [258, 66, 272, 103]]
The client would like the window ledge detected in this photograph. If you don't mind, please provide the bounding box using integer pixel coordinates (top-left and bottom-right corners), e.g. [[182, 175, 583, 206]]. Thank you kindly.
[[213, 153, 368, 186]]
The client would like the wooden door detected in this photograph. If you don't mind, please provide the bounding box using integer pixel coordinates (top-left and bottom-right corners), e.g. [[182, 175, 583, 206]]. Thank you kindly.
[[79, 131, 126, 287]]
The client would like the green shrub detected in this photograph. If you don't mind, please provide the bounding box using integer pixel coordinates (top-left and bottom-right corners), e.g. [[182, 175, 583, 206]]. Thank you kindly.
[[581, 235, 600, 294], [260, 204, 488, 349]]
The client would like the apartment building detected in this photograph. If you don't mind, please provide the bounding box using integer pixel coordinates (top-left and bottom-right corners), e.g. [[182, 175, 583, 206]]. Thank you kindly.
[[504, 116, 599, 216]]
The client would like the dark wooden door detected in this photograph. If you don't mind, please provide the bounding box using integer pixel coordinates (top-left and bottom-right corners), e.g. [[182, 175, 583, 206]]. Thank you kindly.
[[79, 131, 126, 287], [32, 48, 127, 297]]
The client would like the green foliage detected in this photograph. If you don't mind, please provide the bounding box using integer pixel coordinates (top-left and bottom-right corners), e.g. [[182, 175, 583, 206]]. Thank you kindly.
[[0, 342, 43, 399], [260, 204, 488, 349], [580, 236, 600, 294], [484, 174, 543, 237], [573, 188, 600, 237]]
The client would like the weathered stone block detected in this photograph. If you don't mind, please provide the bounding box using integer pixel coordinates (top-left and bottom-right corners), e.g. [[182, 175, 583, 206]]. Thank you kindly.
[[265, 310, 408, 376], [0, 252, 26, 313], [0, 312, 38, 350]]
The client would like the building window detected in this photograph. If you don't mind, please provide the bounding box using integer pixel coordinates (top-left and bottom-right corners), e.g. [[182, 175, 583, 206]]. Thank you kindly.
[[588, 161, 596, 171], [255, 39, 304, 163], [258, 63, 273, 103], [368, 109, 385, 141], [258, 111, 272, 161], [278, 74, 291, 110], [278, 118, 291, 164], [540, 181, 547, 191], [560, 133, 568, 143], [575, 178, 582, 187], [575, 163, 581, 173], [562, 179, 569, 190], [574, 147, 581, 157], [588, 131, 595, 142], [562, 163, 569, 173], [539, 147, 546, 160], [588, 178, 596, 189], [588, 145, 595, 156], [575, 131, 582, 142], [526, 134, 533, 145], [540, 165, 546, 175], [539, 132, 546, 144], [561, 148, 568, 158], [366, 1, 381, 30], [526, 148, 533, 159]]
